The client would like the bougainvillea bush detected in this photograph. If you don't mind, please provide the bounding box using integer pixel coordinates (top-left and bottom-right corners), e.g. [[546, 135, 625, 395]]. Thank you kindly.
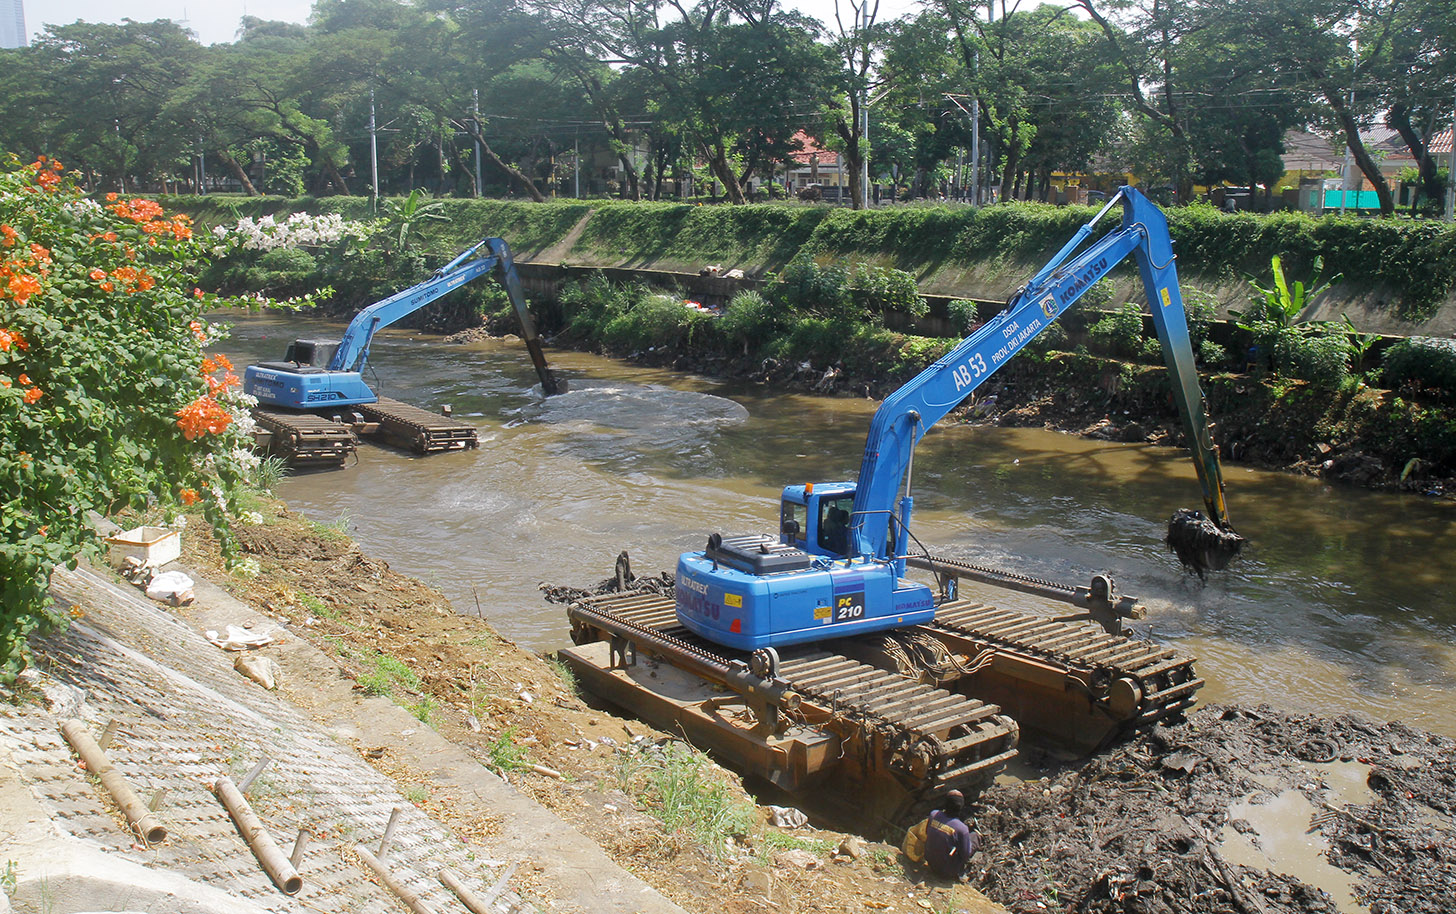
[[0, 154, 256, 679]]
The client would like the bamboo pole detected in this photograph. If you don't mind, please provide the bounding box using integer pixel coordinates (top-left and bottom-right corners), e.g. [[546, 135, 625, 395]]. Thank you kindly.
[[440, 863, 516, 914], [355, 844, 439, 914], [60, 719, 167, 844], [212, 776, 303, 895]]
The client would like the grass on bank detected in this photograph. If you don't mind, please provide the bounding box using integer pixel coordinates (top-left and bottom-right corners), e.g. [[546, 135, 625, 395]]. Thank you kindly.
[[613, 739, 756, 858]]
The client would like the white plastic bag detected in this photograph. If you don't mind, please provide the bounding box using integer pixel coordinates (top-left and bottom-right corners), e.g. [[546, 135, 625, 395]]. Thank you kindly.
[[145, 571, 195, 605]]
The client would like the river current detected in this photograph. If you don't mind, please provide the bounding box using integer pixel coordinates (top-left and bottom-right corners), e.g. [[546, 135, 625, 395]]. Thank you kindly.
[[224, 314, 1456, 738]]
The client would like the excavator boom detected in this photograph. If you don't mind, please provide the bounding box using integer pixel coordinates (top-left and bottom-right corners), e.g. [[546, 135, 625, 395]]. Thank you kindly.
[[245, 237, 563, 409]]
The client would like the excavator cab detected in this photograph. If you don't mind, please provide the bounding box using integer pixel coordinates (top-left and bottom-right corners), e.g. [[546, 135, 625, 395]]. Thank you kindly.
[[282, 338, 340, 368], [780, 483, 857, 559]]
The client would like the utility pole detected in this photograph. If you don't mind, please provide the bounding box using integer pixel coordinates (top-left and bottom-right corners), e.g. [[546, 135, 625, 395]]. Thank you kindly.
[[115, 118, 125, 194], [970, 69, 980, 206], [473, 89, 483, 198], [197, 136, 205, 195], [1340, 43, 1357, 215], [859, 2, 871, 209], [1446, 89, 1456, 222], [574, 130, 580, 199], [369, 89, 380, 213]]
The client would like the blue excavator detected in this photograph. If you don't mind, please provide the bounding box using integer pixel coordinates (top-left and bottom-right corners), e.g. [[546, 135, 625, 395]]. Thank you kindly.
[[562, 187, 1239, 813], [675, 187, 1243, 651], [244, 236, 564, 409]]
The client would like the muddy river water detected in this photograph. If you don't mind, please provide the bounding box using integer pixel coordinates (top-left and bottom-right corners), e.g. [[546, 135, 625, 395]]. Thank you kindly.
[[225, 315, 1456, 739]]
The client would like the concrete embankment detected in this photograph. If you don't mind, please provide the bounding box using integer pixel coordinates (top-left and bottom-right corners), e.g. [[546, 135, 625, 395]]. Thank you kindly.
[[0, 559, 684, 914]]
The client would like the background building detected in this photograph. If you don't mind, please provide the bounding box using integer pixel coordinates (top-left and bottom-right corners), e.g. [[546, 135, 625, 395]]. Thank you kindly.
[[0, 0, 26, 48]]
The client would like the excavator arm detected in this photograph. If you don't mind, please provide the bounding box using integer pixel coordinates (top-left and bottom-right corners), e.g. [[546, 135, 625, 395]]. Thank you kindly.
[[330, 237, 563, 395], [849, 186, 1242, 575]]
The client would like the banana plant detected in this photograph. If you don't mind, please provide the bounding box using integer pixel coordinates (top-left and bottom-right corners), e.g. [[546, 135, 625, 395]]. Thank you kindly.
[[381, 189, 450, 254], [1233, 254, 1342, 330]]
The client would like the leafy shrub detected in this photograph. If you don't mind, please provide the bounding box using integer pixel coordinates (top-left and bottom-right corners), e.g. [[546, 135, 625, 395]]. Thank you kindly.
[[1380, 336, 1456, 401], [1, 157, 257, 678], [1088, 304, 1146, 359], [716, 290, 779, 354], [1079, 279, 1116, 311], [850, 264, 927, 319], [947, 299, 980, 334], [603, 293, 711, 352], [1198, 340, 1228, 368], [1272, 329, 1350, 384], [560, 273, 643, 340], [771, 254, 853, 320]]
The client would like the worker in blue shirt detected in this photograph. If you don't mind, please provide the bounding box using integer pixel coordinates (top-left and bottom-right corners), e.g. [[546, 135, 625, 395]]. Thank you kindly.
[[924, 789, 978, 881]]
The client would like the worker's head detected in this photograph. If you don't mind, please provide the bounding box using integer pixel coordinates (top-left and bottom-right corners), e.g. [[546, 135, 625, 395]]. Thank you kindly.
[[943, 789, 965, 817]]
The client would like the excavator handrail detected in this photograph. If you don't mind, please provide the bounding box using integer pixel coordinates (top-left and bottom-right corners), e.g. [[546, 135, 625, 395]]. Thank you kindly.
[[848, 186, 1235, 566]]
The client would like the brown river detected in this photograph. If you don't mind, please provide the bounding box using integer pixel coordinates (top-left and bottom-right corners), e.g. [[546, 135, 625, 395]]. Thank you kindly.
[[225, 315, 1456, 739]]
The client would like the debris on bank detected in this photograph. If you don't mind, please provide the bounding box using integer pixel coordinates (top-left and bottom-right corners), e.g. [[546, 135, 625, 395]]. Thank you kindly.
[[545, 573, 1455, 914], [970, 704, 1453, 914]]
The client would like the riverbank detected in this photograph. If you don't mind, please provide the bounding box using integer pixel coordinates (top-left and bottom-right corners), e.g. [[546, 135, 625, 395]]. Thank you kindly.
[[450, 322, 1456, 500], [182, 495, 1456, 914], [167, 496, 1004, 914]]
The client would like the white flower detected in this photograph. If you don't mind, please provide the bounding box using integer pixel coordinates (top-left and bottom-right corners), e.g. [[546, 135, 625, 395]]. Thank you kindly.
[[229, 557, 262, 577], [240, 511, 265, 525]]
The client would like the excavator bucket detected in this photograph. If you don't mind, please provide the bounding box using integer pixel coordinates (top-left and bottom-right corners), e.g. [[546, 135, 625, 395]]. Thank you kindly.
[[1166, 508, 1245, 578]]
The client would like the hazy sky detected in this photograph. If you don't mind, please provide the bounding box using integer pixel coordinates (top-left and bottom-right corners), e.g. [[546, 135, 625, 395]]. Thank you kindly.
[[24, 0, 926, 47]]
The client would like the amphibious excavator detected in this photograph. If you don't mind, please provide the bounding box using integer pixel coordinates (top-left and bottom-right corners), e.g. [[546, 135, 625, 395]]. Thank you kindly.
[[561, 187, 1243, 823], [243, 237, 564, 465]]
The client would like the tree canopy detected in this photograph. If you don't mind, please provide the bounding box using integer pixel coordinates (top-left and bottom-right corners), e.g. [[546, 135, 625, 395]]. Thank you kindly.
[[0, 0, 1451, 214]]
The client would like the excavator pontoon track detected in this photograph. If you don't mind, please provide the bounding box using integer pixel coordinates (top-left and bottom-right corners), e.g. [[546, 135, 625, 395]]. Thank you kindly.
[[904, 553, 1204, 753], [251, 409, 357, 467], [563, 591, 1018, 823], [344, 397, 478, 454]]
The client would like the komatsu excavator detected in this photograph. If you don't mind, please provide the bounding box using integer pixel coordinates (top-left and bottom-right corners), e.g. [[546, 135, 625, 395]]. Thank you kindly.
[[242, 237, 564, 465], [562, 187, 1242, 820], [244, 236, 563, 408], [676, 186, 1242, 651]]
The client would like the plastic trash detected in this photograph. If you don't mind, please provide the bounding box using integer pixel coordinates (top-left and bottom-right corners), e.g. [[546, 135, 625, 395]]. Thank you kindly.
[[206, 625, 275, 651], [145, 571, 195, 606]]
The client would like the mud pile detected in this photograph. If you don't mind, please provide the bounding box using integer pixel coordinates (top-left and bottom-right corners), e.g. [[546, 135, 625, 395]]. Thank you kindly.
[[972, 705, 1454, 914]]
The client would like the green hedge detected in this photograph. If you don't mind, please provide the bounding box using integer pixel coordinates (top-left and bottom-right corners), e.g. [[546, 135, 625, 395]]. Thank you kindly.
[[165, 194, 1456, 321]]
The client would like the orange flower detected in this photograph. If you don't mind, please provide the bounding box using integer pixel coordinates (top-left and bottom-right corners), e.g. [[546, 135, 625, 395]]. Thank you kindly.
[[100, 281, 114, 292], [206, 371, 240, 395], [200, 356, 218, 374], [7, 274, 41, 303], [189, 319, 206, 341], [28, 244, 49, 263], [106, 192, 118, 202], [0, 225, 15, 246], [1, 378, 10, 388], [0, 328, 21, 351], [193, 288, 205, 300], [89, 269, 105, 281], [179, 488, 200, 505], [103, 232, 117, 243], [214, 353, 234, 372], [23, 386, 42, 404], [17, 374, 30, 385], [175, 395, 232, 439]]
